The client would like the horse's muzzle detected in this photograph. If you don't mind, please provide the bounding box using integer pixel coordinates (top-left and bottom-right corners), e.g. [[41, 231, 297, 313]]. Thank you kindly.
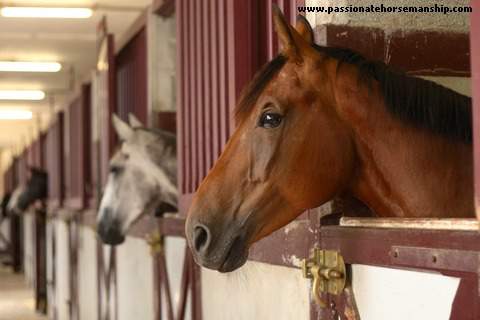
[[97, 209, 125, 246], [186, 217, 249, 272]]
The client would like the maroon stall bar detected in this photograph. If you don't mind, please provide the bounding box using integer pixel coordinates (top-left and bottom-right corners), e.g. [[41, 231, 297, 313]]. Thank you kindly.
[[46, 113, 65, 210], [472, 1, 480, 219]]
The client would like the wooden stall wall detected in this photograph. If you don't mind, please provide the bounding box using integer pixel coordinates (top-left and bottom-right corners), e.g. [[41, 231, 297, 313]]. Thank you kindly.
[[25, 134, 48, 314], [62, 83, 94, 320], [64, 84, 92, 210], [35, 134, 48, 314], [176, 1, 312, 320], [113, 15, 159, 320], [0, 165, 14, 269], [116, 26, 148, 124], [20, 147, 36, 288], [177, 1, 478, 320], [44, 113, 65, 320], [8, 159, 23, 273], [94, 23, 118, 320], [46, 113, 65, 211]]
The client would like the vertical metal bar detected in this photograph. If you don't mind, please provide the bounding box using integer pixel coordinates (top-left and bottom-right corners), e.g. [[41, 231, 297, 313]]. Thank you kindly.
[[210, 0, 220, 161], [266, 1, 274, 60], [175, 0, 185, 195], [195, 0, 205, 187], [218, 0, 229, 146], [187, 0, 196, 193], [202, 0, 212, 172]]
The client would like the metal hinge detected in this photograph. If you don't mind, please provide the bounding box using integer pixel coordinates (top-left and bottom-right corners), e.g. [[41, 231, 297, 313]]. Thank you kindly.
[[301, 249, 346, 308]]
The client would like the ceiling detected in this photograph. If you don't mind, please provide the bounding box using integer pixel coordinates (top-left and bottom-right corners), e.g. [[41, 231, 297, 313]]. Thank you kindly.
[[0, 0, 151, 161]]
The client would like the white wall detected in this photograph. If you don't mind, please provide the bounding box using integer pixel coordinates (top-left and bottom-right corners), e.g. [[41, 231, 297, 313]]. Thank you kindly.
[[305, 0, 470, 32], [77, 226, 99, 320], [22, 212, 34, 286], [0, 216, 9, 251], [202, 261, 310, 320], [352, 265, 460, 320], [116, 236, 155, 320], [148, 13, 176, 115], [161, 237, 192, 320]]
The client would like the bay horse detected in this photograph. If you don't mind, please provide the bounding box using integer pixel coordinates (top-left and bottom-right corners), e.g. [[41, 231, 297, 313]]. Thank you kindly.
[[97, 114, 177, 245], [185, 8, 473, 272], [7, 168, 47, 213]]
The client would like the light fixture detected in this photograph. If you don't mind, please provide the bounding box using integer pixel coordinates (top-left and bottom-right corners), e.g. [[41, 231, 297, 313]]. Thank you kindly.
[[0, 109, 33, 120], [0, 61, 62, 73], [1, 7, 93, 19], [0, 90, 45, 100]]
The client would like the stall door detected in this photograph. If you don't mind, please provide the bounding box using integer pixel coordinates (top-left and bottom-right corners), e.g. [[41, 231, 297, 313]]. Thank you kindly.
[[95, 25, 118, 320], [176, 1, 310, 320]]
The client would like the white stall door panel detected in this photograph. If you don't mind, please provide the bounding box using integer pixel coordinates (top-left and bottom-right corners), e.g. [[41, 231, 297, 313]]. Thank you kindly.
[[77, 226, 98, 320], [116, 236, 155, 320], [352, 265, 460, 320], [162, 237, 191, 320], [23, 213, 34, 286], [55, 219, 71, 320], [0, 217, 10, 250], [202, 261, 310, 320]]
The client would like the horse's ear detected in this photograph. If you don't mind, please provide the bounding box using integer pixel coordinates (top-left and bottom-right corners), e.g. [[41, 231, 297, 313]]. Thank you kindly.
[[112, 114, 133, 141], [295, 15, 314, 45], [272, 5, 312, 62], [128, 113, 143, 128]]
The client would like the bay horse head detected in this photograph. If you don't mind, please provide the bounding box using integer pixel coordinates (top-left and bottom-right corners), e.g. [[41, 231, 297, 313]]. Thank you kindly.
[[97, 114, 177, 245], [8, 168, 47, 213], [186, 7, 473, 272]]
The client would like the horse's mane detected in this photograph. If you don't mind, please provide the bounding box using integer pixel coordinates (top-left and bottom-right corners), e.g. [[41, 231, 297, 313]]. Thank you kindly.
[[136, 127, 176, 148], [235, 45, 472, 143]]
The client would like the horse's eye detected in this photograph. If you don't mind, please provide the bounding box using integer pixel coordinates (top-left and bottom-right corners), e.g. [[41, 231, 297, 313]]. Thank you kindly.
[[259, 112, 282, 129], [110, 166, 123, 175]]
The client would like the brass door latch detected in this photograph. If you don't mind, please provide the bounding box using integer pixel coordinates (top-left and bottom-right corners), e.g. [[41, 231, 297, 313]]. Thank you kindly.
[[301, 249, 346, 308], [146, 231, 163, 255]]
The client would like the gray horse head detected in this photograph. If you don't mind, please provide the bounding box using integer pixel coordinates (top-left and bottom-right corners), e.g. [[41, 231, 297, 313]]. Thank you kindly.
[[97, 114, 177, 245]]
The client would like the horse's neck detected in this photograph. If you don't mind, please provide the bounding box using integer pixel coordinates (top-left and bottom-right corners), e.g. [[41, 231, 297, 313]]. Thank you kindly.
[[336, 77, 474, 218]]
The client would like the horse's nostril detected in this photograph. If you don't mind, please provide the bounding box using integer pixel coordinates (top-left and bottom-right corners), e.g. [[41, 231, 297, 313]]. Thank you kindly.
[[193, 225, 210, 253]]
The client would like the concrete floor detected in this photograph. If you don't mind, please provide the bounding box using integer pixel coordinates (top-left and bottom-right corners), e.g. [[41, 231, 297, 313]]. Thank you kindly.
[[0, 265, 47, 320]]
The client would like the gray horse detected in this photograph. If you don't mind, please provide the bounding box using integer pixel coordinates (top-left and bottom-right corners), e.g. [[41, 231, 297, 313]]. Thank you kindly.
[[97, 114, 177, 245]]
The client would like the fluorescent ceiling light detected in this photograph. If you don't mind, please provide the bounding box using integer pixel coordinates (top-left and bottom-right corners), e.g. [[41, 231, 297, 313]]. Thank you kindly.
[[0, 61, 62, 72], [0, 90, 45, 100], [1, 7, 93, 19], [0, 109, 33, 120]]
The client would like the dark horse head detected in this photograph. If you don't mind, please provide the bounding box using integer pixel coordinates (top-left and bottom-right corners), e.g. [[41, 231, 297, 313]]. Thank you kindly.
[[15, 168, 48, 212], [1, 193, 12, 218]]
